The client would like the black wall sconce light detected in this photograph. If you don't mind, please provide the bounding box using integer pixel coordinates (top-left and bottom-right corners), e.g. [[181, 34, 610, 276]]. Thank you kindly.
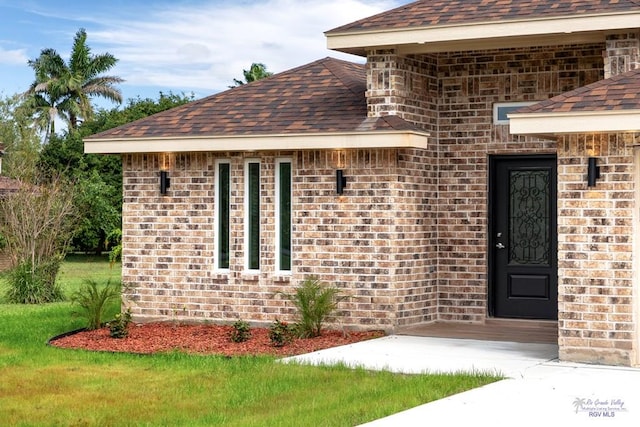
[[336, 169, 348, 195], [587, 157, 601, 187], [160, 170, 171, 195]]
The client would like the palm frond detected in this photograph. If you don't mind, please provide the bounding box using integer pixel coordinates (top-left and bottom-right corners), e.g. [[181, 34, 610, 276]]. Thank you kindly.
[[24, 27, 123, 132]]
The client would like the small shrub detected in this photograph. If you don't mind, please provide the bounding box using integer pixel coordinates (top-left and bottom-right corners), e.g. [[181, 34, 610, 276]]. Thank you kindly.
[[108, 308, 132, 338], [5, 259, 64, 304], [230, 320, 251, 343], [269, 319, 294, 347], [278, 276, 347, 338], [71, 279, 120, 330]]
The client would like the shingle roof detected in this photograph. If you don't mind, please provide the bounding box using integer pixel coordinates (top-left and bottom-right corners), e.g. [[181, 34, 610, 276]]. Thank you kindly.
[[515, 68, 640, 114], [326, 0, 640, 34], [87, 57, 422, 141]]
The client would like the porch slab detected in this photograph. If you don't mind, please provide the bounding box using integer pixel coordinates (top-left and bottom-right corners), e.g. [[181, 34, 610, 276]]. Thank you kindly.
[[284, 335, 558, 378], [396, 319, 558, 344]]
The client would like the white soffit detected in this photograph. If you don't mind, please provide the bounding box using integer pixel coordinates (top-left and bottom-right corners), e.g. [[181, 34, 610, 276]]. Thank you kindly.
[[326, 13, 640, 54], [508, 110, 640, 135], [84, 131, 430, 154]]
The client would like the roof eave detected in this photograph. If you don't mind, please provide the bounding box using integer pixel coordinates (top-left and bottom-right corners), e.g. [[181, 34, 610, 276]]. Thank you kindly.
[[84, 130, 431, 154], [326, 12, 640, 56], [508, 110, 640, 136]]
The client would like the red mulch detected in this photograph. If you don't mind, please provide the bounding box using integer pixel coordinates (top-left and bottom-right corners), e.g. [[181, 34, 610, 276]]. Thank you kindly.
[[50, 323, 385, 357]]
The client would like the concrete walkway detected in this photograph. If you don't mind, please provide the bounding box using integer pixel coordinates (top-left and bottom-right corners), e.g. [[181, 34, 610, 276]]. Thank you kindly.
[[283, 336, 640, 426]]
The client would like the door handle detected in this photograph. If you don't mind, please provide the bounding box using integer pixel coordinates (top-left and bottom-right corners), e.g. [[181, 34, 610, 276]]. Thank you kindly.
[[496, 242, 505, 249]]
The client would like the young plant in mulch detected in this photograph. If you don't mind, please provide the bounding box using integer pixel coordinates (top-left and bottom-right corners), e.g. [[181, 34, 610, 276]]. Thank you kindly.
[[108, 308, 132, 338], [229, 319, 251, 343], [70, 278, 120, 330], [268, 319, 295, 347], [277, 276, 348, 338]]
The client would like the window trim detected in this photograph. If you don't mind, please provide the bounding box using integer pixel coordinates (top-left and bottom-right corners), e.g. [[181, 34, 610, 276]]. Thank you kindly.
[[275, 158, 292, 274], [244, 159, 261, 271], [214, 159, 230, 271]]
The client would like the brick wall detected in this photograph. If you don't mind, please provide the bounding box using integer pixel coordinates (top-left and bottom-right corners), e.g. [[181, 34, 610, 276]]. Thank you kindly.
[[366, 44, 604, 322], [554, 35, 640, 365], [294, 149, 398, 328], [122, 153, 218, 320], [437, 44, 603, 321], [427, 42, 636, 364], [122, 152, 297, 324], [122, 148, 437, 330], [294, 148, 437, 328], [364, 53, 439, 325], [395, 149, 438, 324], [556, 133, 638, 365]]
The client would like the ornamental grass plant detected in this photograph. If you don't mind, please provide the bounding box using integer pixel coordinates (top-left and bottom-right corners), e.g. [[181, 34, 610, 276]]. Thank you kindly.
[[278, 275, 347, 338], [70, 278, 120, 330]]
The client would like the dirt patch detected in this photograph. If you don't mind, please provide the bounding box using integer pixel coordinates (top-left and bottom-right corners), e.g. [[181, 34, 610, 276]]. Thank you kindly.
[[50, 323, 385, 357]]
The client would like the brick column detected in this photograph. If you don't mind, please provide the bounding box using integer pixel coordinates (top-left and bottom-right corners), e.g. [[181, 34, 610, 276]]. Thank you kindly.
[[365, 49, 403, 118], [557, 134, 637, 366], [604, 32, 640, 78], [365, 50, 437, 129]]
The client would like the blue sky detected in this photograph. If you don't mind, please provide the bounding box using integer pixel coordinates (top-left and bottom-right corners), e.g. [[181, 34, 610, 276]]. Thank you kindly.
[[0, 0, 408, 109]]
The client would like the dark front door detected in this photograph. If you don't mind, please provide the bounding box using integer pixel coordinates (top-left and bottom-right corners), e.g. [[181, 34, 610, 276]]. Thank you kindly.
[[490, 156, 558, 320]]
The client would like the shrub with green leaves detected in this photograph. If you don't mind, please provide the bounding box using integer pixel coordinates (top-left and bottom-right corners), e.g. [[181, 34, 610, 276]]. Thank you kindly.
[[5, 259, 64, 304], [278, 276, 347, 338], [108, 308, 132, 338], [71, 278, 120, 330], [230, 320, 251, 343], [269, 319, 294, 347]]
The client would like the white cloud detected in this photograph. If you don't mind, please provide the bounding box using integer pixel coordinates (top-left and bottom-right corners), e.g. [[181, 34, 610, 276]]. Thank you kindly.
[[88, 0, 400, 95], [0, 46, 28, 65]]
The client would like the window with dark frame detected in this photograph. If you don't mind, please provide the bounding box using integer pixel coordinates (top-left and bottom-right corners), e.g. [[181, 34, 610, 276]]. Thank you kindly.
[[247, 161, 260, 270], [217, 162, 230, 269], [218, 159, 290, 272], [277, 161, 291, 271]]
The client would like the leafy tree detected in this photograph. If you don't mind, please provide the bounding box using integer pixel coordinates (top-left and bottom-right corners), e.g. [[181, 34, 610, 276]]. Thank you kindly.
[[37, 131, 118, 254], [0, 94, 41, 180], [25, 28, 123, 140], [38, 92, 194, 254], [73, 170, 120, 254], [0, 175, 79, 303], [230, 63, 273, 87]]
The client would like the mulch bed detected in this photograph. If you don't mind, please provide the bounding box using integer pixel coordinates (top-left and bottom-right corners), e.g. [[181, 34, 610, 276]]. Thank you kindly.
[[49, 323, 385, 357]]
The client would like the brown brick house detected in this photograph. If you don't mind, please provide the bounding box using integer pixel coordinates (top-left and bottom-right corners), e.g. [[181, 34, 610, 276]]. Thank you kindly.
[[85, 1, 640, 366]]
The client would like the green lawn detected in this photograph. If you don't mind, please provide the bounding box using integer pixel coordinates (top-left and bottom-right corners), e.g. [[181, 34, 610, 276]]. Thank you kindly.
[[0, 255, 500, 426]]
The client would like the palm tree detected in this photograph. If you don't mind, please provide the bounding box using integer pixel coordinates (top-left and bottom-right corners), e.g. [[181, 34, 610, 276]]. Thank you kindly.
[[230, 63, 273, 87], [573, 397, 586, 413], [26, 28, 123, 139], [25, 48, 67, 138]]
